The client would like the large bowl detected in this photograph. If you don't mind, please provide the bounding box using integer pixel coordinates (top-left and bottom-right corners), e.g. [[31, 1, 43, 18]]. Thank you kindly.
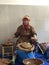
[[17, 42, 34, 52], [23, 58, 44, 65]]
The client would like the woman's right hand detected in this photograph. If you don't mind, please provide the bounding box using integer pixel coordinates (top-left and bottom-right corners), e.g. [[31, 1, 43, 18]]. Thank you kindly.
[[8, 35, 15, 41], [8, 37, 13, 41]]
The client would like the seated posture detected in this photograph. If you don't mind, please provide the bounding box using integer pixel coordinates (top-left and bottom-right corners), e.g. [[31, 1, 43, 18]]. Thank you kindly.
[[9, 15, 38, 63], [9, 15, 38, 49]]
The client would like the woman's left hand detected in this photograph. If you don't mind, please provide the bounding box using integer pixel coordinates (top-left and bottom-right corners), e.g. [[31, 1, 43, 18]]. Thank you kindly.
[[31, 35, 38, 42]]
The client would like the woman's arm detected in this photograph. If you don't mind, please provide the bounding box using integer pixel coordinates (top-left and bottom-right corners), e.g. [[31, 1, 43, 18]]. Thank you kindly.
[[8, 26, 21, 41], [30, 26, 38, 42], [14, 26, 21, 37], [31, 34, 38, 42], [8, 35, 16, 41]]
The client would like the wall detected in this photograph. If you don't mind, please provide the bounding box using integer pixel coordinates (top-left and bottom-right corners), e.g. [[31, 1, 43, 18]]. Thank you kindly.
[[0, 5, 49, 44]]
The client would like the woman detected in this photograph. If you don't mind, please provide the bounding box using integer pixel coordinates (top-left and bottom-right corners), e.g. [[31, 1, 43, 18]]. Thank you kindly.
[[9, 15, 38, 64], [9, 15, 38, 47]]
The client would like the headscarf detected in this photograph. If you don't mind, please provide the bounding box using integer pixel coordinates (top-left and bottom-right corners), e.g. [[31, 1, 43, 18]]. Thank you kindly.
[[22, 15, 30, 30]]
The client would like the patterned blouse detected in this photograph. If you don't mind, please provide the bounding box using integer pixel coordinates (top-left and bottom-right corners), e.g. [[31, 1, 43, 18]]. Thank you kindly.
[[15, 25, 37, 45]]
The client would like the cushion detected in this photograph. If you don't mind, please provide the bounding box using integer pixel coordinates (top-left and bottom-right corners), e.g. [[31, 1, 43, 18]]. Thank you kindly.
[[38, 42, 49, 54]]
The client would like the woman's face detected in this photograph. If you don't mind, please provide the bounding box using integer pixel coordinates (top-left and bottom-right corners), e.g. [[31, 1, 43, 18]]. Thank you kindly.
[[23, 19, 29, 25]]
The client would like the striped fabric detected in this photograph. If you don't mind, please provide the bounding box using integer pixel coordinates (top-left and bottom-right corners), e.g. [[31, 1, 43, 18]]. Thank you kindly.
[[38, 42, 49, 54]]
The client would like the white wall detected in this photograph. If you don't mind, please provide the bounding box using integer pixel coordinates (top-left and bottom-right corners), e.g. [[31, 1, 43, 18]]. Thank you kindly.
[[0, 0, 49, 5], [0, 5, 49, 43]]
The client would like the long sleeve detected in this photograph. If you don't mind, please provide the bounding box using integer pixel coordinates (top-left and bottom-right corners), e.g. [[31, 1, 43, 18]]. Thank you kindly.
[[14, 26, 21, 37], [30, 26, 37, 37]]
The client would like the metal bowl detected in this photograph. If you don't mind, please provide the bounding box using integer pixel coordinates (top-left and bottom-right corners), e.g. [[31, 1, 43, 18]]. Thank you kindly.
[[23, 58, 44, 65]]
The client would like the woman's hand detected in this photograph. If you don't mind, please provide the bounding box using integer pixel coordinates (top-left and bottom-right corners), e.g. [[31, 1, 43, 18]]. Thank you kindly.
[[31, 35, 38, 42], [8, 35, 15, 41]]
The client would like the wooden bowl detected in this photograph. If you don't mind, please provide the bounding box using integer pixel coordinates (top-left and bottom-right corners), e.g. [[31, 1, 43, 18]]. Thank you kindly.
[[23, 58, 44, 65]]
